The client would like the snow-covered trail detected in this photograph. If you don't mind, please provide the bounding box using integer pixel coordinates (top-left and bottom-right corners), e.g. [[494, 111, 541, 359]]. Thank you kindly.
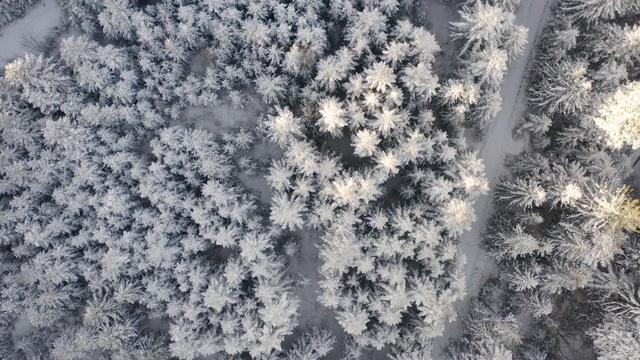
[[432, 0, 557, 356], [0, 0, 61, 68]]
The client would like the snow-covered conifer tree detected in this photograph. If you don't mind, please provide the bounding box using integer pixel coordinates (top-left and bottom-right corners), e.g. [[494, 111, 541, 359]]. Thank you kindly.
[[284, 328, 335, 360], [590, 312, 640, 360], [561, 0, 640, 22], [529, 60, 592, 115], [450, 1, 512, 54], [592, 81, 640, 149], [495, 178, 547, 209], [4, 54, 80, 114]]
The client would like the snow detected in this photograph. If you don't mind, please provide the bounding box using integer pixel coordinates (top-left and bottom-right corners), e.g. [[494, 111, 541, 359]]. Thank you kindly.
[[284, 230, 347, 359], [422, 0, 460, 78], [12, 316, 32, 340], [184, 103, 259, 131], [0, 0, 61, 68], [432, 0, 558, 356]]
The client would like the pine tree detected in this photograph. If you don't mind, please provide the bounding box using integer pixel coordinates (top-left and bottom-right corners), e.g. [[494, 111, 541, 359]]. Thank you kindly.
[[270, 191, 307, 231], [513, 113, 552, 137], [579, 184, 640, 233], [561, 0, 640, 22], [450, 1, 511, 54], [439, 198, 476, 236], [592, 81, 640, 150], [4, 54, 80, 114], [256, 74, 287, 104], [485, 219, 542, 260], [466, 47, 508, 90], [97, 0, 135, 40], [489, 0, 521, 11], [285, 328, 335, 360], [468, 89, 503, 131], [502, 24, 528, 59], [590, 314, 640, 360], [495, 178, 547, 209], [318, 98, 347, 136], [0, 0, 40, 27], [529, 60, 592, 115], [336, 305, 370, 336], [315, 49, 354, 91]]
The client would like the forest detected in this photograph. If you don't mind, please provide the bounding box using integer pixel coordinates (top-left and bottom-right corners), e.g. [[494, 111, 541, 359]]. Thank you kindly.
[[0, 0, 638, 359]]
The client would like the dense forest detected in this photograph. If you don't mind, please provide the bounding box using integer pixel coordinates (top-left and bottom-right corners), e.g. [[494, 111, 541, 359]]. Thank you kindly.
[[446, 1, 640, 359], [0, 0, 638, 359]]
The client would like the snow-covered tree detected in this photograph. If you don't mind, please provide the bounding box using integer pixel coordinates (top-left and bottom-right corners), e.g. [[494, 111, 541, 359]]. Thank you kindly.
[[0, 0, 39, 27], [513, 113, 552, 137], [495, 178, 547, 209], [270, 191, 307, 230], [450, 1, 512, 54], [578, 184, 640, 233], [502, 24, 528, 58], [485, 220, 542, 260], [592, 81, 640, 149], [352, 129, 381, 157], [4, 54, 79, 114], [590, 314, 640, 360], [446, 0, 527, 133], [466, 48, 508, 90], [439, 198, 476, 236], [561, 0, 640, 22], [318, 98, 347, 136], [489, 0, 521, 11], [97, 0, 135, 40], [529, 60, 592, 115], [284, 328, 335, 360]]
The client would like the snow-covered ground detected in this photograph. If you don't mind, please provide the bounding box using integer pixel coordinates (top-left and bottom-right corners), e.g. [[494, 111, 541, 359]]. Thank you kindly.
[[432, 0, 558, 356], [0, 0, 61, 67], [422, 0, 460, 78], [284, 230, 348, 358]]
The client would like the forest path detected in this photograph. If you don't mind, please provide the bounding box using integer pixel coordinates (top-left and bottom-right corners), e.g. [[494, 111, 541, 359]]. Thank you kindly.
[[0, 0, 61, 68], [432, 0, 557, 356]]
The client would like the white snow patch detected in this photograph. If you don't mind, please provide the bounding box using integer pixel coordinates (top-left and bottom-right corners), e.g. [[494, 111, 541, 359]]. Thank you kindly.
[[184, 96, 266, 132], [12, 316, 32, 340], [0, 0, 61, 68], [185, 105, 254, 130]]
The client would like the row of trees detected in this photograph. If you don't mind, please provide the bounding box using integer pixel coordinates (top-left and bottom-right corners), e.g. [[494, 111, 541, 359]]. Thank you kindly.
[[440, 0, 527, 136], [448, 0, 640, 359]]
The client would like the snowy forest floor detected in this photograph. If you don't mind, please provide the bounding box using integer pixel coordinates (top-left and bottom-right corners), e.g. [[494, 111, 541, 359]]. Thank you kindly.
[[432, 0, 558, 357], [0, 0, 61, 68]]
